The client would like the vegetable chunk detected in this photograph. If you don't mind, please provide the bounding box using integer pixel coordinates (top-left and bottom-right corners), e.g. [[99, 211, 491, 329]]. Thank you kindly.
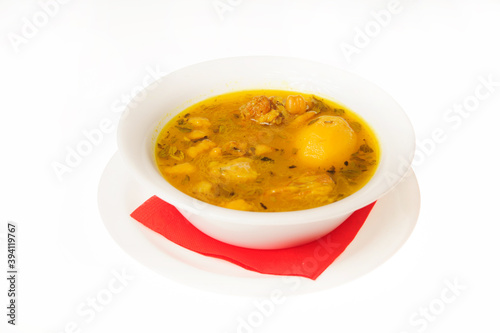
[[295, 116, 357, 169], [285, 95, 308, 115]]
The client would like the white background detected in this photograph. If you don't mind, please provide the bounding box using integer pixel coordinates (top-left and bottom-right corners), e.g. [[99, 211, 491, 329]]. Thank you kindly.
[[1, 0, 500, 332]]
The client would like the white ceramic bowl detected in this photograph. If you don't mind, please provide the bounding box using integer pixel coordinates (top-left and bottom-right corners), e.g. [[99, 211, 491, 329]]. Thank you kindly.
[[117, 56, 415, 249]]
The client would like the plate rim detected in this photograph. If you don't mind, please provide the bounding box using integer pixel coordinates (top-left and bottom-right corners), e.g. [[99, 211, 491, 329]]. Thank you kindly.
[[98, 153, 420, 296]]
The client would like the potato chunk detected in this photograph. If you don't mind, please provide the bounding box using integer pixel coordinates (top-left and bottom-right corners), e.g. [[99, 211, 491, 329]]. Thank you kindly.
[[295, 116, 357, 169]]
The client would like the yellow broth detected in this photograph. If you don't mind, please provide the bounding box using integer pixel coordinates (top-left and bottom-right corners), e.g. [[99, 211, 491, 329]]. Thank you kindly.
[[155, 90, 379, 212]]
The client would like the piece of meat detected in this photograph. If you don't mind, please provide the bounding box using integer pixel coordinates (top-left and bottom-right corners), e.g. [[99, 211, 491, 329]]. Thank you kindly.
[[208, 158, 258, 183], [240, 96, 271, 119], [265, 172, 335, 200], [240, 96, 283, 125]]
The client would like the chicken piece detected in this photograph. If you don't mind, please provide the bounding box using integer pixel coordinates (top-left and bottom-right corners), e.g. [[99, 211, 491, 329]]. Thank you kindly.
[[269, 96, 286, 109], [208, 157, 258, 183], [186, 139, 216, 158], [240, 96, 271, 119], [187, 117, 211, 128], [240, 96, 283, 125], [255, 109, 283, 125], [164, 163, 196, 175], [265, 172, 335, 200], [225, 199, 253, 211]]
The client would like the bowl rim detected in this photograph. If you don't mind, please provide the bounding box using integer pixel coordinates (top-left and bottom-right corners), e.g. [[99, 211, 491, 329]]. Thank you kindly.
[[117, 55, 416, 226]]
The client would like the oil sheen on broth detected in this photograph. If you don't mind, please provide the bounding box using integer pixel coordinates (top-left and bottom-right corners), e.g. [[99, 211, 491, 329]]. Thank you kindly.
[[155, 90, 379, 212]]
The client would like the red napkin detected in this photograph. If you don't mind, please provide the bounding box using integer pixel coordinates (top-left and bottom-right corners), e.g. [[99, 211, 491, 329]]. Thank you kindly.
[[131, 196, 376, 280]]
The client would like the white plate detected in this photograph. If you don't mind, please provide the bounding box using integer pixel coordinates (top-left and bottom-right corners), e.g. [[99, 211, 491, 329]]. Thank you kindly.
[[98, 153, 420, 296]]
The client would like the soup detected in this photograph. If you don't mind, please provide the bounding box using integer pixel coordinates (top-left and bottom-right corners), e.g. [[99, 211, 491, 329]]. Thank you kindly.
[[155, 90, 379, 212]]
